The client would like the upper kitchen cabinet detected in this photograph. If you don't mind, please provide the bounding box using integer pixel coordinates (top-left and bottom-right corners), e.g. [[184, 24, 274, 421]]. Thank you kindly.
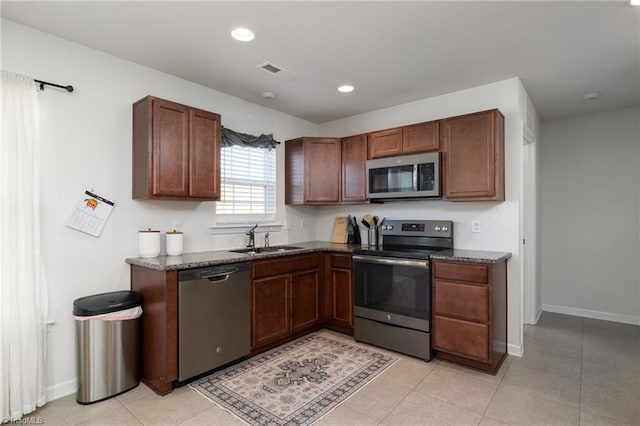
[[368, 128, 402, 159], [285, 137, 341, 205], [402, 120, 441, 154], [442, 109, 504, 201], [132, 96, 221, 200], [368, 120, 440, 159], [341, 134, 368, 203]]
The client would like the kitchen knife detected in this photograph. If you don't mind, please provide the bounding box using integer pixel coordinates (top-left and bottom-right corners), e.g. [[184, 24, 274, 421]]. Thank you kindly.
[[352, 216, 361, 244], [346, 215, 355, 243]]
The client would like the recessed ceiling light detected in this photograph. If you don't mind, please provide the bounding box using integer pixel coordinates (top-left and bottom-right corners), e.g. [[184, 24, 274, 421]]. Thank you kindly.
[[584, 92, 601, 101], [338, 85, 354, 93], [231, 27, 255, 42], [630, 0, 640, 6], [261, 91, 276, 99]]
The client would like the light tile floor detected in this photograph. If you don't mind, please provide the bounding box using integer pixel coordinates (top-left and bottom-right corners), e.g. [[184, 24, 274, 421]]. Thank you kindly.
[[25, 312, 639, 425]]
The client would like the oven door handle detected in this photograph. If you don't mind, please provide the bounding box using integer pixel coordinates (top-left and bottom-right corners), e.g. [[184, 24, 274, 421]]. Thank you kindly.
[[353, 255, 428, 269]]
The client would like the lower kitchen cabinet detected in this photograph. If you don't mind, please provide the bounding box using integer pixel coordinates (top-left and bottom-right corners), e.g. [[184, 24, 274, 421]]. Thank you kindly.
[[251, 253, 321, 349], [324, 253, 354, 332], [432, 259, 507, 373], [129, 250, 353, 395], [291, 270, 321, 332], [252, 275, 290, 347], [130, 265, 178, 396]]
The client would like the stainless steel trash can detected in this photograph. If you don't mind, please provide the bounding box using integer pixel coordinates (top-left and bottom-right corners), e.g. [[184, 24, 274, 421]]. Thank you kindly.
[[73, 290, 142, 404]]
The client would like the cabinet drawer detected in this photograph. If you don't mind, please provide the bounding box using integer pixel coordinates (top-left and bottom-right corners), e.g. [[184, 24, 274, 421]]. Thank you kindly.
[[253, 253, 319, 279], [434, 280, 488, 322], [433, 261, 488, 284], [331, 254, 352, 269], [434, 315, 489, 362]]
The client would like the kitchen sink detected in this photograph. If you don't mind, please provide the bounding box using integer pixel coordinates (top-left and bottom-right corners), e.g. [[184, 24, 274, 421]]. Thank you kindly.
[[229, 245, 305, 255]]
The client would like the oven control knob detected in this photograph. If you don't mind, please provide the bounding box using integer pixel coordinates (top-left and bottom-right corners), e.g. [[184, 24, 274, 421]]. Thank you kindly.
[[442, 226, 449, 232], [434, 226, 441, 231], [386, 314, 392, 321]]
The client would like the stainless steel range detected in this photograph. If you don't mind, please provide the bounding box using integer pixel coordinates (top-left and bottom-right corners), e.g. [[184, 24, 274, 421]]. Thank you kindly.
[[352, 219, 453, 361]]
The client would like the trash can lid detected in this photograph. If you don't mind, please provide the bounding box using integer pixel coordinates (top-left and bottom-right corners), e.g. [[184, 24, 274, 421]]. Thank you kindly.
[[73, 290, 142, 316]]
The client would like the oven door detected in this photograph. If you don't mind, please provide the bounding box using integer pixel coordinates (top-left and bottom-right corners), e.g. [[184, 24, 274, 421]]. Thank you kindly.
[[353, 255, 431, 332]]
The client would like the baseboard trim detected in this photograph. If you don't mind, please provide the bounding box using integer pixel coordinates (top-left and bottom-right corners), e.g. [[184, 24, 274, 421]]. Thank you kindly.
[[542, 304, 640, 326], [46, 378, 76, 402], [534, 306, 543, 324], [507, 343, 523, 358]]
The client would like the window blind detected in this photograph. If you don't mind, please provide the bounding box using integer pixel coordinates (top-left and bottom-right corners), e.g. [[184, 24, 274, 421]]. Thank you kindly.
[[216, 145, 276, 222]]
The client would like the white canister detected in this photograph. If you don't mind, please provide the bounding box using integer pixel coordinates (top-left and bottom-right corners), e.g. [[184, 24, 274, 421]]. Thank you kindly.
[[138, 229, 161, 258], [165, 231, 184, 256]]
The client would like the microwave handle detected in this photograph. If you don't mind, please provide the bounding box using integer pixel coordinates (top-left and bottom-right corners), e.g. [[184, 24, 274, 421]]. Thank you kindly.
[[413, 164, 418, 191]]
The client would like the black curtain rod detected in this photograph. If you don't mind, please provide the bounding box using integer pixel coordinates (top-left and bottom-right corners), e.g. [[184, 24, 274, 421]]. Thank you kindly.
[[34, 79, 74, 93]]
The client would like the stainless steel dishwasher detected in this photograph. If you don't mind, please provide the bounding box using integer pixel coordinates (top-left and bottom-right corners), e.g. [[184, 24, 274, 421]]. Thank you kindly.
[[178, 262, 250, 382]]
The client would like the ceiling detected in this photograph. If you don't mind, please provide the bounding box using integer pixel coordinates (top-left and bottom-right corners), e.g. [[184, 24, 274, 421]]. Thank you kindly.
[[2, 1, 639, 124]]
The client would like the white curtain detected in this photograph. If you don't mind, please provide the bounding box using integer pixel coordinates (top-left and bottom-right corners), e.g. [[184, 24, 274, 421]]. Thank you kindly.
[[0, 71, 49, 421]]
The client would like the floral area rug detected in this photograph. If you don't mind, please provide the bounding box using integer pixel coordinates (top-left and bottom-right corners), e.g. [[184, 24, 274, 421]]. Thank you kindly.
[[190, 331, 398, 425]]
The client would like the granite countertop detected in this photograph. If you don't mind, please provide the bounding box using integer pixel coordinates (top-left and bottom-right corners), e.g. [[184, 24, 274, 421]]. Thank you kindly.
[[125, 241, 360, 271], [126, 241, 512, 271], [430, 249, 512, 264]]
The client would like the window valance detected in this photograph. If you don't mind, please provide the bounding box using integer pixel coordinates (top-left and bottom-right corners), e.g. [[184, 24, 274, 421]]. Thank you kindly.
[[221, 126, 280, 150]]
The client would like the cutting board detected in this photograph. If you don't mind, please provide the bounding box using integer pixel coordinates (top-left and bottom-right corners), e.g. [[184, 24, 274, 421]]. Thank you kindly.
[[331, 217, 349, 243]]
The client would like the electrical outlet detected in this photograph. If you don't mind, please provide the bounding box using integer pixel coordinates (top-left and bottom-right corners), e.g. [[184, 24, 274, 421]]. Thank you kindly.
[[299, 220, 305, 229], [471, 220, 481, 233]]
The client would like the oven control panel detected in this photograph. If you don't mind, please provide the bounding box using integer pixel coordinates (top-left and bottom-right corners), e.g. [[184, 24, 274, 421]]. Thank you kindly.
[[401, 223, 424, 232], [380, 220, 453, 237]]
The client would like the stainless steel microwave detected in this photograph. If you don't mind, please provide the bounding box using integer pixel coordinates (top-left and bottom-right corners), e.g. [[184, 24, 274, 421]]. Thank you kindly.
[[366, 152, 441, 200]]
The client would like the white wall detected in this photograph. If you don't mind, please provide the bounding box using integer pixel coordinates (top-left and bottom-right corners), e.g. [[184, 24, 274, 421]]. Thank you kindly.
[[540, 107, 640, 325], [1, 19, 320, 400], [317, 78, 526, 356]]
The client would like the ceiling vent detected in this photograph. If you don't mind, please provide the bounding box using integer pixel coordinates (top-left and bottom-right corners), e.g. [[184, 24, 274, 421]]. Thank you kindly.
[[257, 62, 298, 81]]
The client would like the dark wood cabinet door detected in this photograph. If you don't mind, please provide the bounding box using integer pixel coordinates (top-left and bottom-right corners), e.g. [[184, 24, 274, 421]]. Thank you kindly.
[[290, 270, 320, 332], [443, 109, 504, 201], [402, 120, 440, 153], [330, 267, 353, 327], [285, 138, 341, 205], [252, 275, 290, 347], [368, 128, 402, 159], [305, 138, 341, 203], [152, 99, 189, 197], [189, 108, 220, 199], [341, 135, 367, 203]]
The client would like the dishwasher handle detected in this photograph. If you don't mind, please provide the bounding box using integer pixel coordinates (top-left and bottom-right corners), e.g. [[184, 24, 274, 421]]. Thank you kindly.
[[206, 273, 230, 283], [178, 262, 250, 282]]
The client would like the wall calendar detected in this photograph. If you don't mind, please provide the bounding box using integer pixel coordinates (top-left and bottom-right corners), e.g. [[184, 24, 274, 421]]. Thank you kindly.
[[67, 190, 114, 237]]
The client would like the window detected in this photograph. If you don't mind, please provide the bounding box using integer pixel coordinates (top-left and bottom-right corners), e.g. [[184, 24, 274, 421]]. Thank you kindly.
[[215, 145, 276, 223]]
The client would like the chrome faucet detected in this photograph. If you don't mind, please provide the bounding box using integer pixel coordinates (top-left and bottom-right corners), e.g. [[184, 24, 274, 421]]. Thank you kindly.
[[264, 232, 270, 248], [246, 224, 258, 249]]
